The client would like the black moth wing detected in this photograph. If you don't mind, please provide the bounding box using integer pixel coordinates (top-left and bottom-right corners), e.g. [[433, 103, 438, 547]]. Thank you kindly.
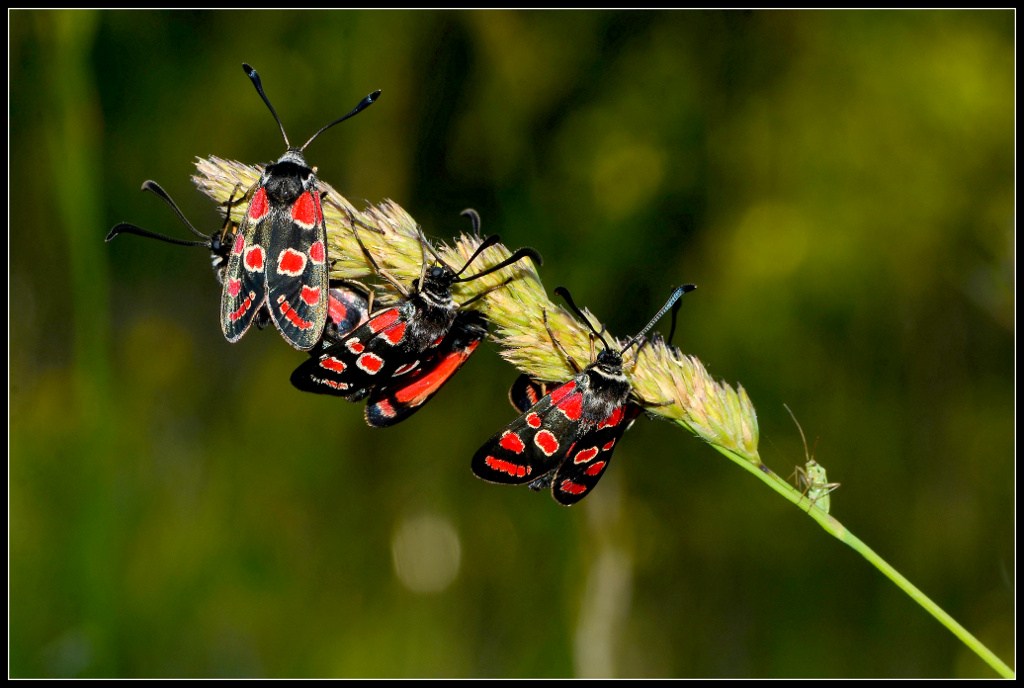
[[471, 374, 592, 487], [290, 300, 421, 400], [263, 187, 330, 350], [509, 374, 553, 414], [364, 311, 488, 427], [220, 186, 270, 343], [547, 402, 641, 506]]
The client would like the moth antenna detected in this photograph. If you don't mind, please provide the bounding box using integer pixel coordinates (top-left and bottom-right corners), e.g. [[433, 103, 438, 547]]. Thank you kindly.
[[453, 234, 502, 278], [452, 231, 540, 282], [553, 286, 611, 352], [621, 284, 696, 354], [300, 90, 381, 152], [455, 244, 542, 283], [243, 63, 290, 149], [139, 181, 209, 241], [105, 222, 209, 248], [460, 208, 482, 238], [106, 181, 215, 247]]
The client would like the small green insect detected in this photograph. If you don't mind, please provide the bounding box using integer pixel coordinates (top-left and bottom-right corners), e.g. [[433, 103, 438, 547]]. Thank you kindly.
[[792, 458, 841, 514], [784, 405, 840, 514]]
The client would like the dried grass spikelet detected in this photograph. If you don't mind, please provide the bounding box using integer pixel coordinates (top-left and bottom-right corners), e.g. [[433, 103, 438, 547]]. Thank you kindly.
[[193, 156, 760, 462]]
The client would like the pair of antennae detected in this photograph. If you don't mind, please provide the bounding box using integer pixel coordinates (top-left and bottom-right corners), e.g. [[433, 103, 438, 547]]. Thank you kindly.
[[105, 180, 236, 248], [554, 284, 697, 355], [449, 235, 543, 285], [243, 63, 380, 153], [412, 210, 541, 285]]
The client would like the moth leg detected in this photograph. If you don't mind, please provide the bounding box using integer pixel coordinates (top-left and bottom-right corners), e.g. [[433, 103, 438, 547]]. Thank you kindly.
[[416, 225, 450, 272], [544, 308, 581, 374], [347, 211, 386, 236], [635, 394, 675, 410], [216, 182, 245, 244], [349, 210, 409, 297]]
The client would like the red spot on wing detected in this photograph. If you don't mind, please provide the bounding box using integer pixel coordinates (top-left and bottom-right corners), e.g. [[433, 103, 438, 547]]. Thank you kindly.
[[549, 380, 577, 405], [244, 246, 265, 272], [311, 376, 349, 391], [230, 291, 256, 322], [573, 447, 599, 464], [584, 460, 607, 477], [346, 339, 365, 354], [309, 240, 326, 264], [392, 347, 475, 405], [320, 356, 346, 373], [227, 278, 241, 297], [291, 191, 317, 228], [499, 431, 526, 454], [372, 398, 397, 418], [278, 299, 314, 330], [368, 309, 400, 333], [382, 321, 407, 345], [556, 392, 583, 421], [248, 187, 269, 221], [357, 352, 384, 374], [328, 297, 348, 323], [558, 480, 587, 496], [598, 406, 625, 429], [232, 232, 245, 255], [526, 412, 542, 428], [277, 248, 307, 276], [485, 455, 530, 478], [300, 285, 321, 306], [534, 430, 559, 456], [314, 192, 324, 225], [602, 438, 617, 451]]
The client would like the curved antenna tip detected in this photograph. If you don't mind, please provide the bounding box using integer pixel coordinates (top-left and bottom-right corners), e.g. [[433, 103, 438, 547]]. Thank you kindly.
[[105, 224, 128, 242]]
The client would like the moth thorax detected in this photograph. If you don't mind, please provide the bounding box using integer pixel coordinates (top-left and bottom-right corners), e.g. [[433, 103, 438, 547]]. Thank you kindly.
[[264, 154, 313, 204], [582, 368, 631, 422]]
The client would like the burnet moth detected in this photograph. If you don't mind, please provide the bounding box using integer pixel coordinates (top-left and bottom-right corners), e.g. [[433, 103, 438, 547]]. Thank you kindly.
[[290, 210, 542, 427], [504, 285, 686, 430], [471, 284, 696, 506], [222, 62, 380, 350]]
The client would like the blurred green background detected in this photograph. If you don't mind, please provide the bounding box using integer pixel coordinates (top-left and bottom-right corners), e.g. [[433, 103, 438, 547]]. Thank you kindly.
[[9, 10, 1014, 677]]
